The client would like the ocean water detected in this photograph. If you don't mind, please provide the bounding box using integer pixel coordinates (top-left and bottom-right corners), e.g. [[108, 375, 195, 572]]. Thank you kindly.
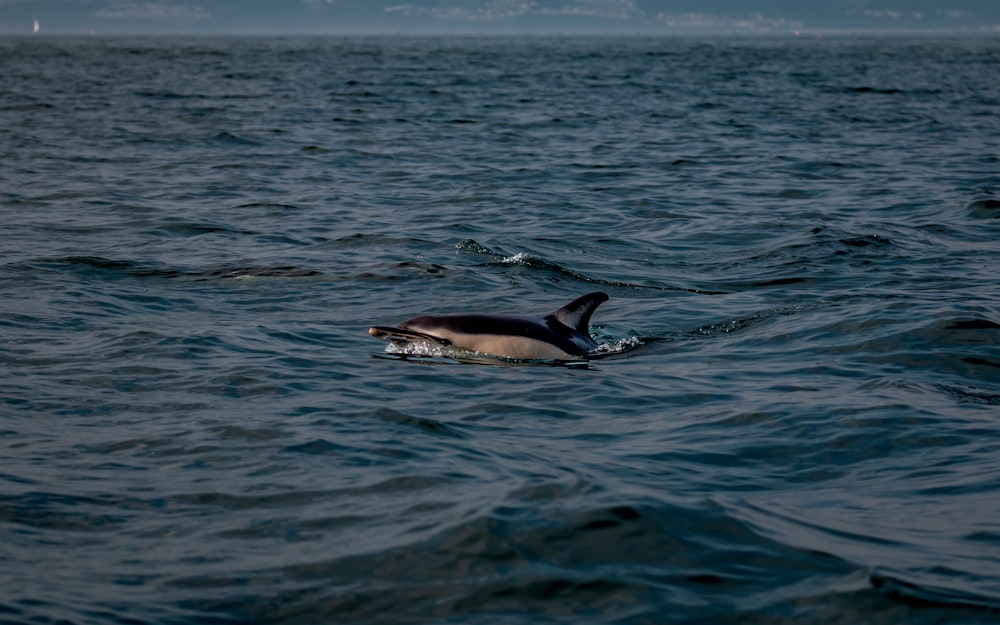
[[1, 34, 999, 624]]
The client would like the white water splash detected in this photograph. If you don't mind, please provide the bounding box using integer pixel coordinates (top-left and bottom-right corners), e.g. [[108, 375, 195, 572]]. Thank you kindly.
[[594, 335, 643, 355], [500, 252, 531, 264]]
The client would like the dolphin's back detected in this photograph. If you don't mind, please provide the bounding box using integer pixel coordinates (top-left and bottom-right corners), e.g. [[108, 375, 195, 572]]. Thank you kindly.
[[374, 292, 610, 360], [403, 314, 588, 357]]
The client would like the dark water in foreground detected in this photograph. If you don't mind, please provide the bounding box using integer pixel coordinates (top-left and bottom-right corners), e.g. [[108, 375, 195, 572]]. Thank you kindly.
[[2, 35, 999, 624]]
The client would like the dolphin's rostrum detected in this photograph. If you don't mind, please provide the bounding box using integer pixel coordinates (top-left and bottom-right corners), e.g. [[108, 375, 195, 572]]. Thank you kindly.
[[369, 292, 610, 360]]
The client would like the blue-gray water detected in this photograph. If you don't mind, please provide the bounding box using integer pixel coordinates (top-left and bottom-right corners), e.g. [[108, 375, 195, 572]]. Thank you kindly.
[[2, 34, 999, 624]]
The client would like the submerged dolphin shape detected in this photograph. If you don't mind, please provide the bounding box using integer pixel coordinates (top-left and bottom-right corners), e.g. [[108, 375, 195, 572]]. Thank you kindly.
[[369, 292, 609, 360]]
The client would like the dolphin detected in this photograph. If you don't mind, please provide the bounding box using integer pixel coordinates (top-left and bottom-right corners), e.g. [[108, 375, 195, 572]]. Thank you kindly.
[[369, 292, 610, 360]]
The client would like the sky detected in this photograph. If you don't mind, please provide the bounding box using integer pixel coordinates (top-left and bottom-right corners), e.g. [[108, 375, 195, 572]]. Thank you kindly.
[[1, 0, 999, 35]]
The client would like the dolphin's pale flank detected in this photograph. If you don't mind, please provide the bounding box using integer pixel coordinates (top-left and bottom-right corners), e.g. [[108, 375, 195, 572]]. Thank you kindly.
[[369, 292, 610, 360]]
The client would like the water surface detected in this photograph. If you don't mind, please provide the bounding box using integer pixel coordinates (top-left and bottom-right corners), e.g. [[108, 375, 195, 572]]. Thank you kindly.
[[2, 35, 999, 624]]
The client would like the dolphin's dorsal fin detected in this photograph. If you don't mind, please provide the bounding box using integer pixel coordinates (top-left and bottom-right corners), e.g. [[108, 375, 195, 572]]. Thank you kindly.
[[546, 292, 609, 335]]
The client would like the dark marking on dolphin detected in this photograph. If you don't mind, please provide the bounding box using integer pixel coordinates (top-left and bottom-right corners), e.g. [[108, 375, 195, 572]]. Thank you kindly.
[[369, 292, 610, 360]]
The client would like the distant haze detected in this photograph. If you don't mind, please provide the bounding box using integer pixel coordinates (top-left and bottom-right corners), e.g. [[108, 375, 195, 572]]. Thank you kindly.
[[2, 0, 999, 35]]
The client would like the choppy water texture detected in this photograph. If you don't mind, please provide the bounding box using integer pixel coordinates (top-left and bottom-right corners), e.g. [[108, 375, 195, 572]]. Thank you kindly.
[[2, 34, 1000, 624]]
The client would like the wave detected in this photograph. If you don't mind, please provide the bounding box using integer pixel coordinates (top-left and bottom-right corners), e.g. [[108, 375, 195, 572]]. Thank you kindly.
[[720, 497, 1000, 614], [456, 239, 728, 295], [20, 256, 325, 281]]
